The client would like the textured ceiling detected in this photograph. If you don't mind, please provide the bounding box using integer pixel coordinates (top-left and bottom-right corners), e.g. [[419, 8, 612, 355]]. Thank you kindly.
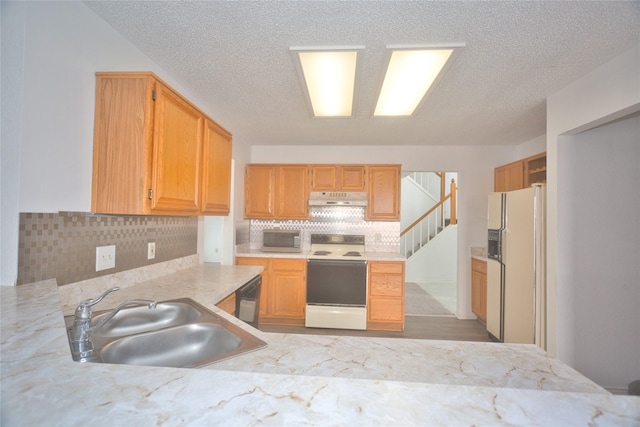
[[85, 1, 640, 147]]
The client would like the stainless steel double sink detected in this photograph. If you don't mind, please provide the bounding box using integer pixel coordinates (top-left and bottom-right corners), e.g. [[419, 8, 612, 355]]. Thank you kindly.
[[64, 298, 267, 368]]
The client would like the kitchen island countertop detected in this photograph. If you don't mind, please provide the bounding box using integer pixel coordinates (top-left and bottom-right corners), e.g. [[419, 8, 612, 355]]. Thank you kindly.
[[2, 264, 638, 426]]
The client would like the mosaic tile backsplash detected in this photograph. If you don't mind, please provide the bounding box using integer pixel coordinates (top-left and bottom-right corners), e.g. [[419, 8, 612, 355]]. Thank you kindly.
[[249, 206, 400, 252], [17, 212, 197, 286]]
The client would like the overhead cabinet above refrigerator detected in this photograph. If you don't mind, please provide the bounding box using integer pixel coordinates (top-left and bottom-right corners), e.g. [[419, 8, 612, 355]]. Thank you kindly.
[[486, 185, 546, 348]]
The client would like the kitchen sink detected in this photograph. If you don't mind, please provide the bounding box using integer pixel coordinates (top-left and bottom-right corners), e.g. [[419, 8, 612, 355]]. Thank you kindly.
[[91, 301, 203, 338], [64, 297, 267, 368], [100, 323, 243, 368]]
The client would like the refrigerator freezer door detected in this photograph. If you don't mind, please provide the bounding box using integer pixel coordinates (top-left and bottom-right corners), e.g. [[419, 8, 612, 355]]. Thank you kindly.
[[487, 192, 505, 230]]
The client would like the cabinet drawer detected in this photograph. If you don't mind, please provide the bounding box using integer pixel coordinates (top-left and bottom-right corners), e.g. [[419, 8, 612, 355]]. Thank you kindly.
[[369, 275, 403, 296], [271, 258, 305, 272], [369, 261, 404, 274], [472, 258, 487, 274], [368, 297, 403, 322]]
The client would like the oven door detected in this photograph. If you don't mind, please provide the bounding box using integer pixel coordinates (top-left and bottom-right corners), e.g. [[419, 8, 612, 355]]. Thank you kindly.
[[306, 259, 367, 306]]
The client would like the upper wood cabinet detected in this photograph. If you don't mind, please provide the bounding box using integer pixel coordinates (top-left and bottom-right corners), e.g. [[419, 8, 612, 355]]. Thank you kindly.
[[366, 165, 401, 221], [245, 163, 401, 220], [494, 152, 546, 192], [244, 164, 309, 219], [309, 165, 366, 191], [494, 161, 524, 192], [200, 118, 232, 214], [92, 72, 232, 216]]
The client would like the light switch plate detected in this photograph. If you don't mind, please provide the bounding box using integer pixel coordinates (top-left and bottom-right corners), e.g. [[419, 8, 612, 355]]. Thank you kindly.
[[147, 242, 156, 260], [96, 245, 116, 271]]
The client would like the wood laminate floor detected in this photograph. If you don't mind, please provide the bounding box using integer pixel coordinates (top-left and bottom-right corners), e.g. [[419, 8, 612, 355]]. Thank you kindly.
[[259, 315, 492, 342]]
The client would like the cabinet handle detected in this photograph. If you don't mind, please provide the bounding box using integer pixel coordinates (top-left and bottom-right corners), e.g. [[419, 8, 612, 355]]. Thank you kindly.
[[148, 189, 153, 200]]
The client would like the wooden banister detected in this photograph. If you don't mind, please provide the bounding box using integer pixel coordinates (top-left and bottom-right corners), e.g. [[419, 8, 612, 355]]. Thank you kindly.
[[400, 177, 457, 236]]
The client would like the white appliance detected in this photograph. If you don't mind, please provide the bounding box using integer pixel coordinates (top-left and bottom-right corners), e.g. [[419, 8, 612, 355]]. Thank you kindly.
[[486, 185, 546, 348], [308, 191, 368, 206], [305, 234, 367, 330]]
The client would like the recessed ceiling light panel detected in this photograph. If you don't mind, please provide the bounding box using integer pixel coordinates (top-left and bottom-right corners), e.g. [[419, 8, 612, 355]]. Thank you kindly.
[[292, 47, 363, 117], [374, 45, 464, 116]]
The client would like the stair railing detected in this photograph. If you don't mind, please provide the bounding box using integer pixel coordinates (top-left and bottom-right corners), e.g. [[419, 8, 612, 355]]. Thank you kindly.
[[401, 178, 457, 259]]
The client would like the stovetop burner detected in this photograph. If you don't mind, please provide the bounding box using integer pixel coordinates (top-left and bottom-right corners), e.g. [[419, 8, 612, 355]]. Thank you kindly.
[[308, 234, 366, 261], [343, 251, 362, 257]]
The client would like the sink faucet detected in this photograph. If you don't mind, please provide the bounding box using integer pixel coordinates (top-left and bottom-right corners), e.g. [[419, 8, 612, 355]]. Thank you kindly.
[[69, 287, 157, 362]]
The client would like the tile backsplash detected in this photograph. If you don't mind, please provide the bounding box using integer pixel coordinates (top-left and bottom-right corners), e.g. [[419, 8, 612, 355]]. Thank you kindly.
[[17, 212, 197, 286], [248, 206, 400, 252]]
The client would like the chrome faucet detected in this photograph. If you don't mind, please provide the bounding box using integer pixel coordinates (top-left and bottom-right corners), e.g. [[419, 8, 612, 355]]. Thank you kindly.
[[69, 287, 156, 362]]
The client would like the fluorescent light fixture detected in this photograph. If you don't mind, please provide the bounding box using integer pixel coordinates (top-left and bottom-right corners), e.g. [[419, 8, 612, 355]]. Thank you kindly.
[[292, 48, 361, 117], [374, 46, 462, 116]]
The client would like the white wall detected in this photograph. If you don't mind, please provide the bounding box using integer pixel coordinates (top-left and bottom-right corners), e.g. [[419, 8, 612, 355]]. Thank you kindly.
[[251, 144, 519, 319], [559, 116, 640, 391], [547, 44, 640, 392], [406, 226, 458, 285], [1, 2, 27, 286]]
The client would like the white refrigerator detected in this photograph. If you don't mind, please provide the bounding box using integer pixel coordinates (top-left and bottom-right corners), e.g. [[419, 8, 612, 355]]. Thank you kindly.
[[486, 185, 546, 348]]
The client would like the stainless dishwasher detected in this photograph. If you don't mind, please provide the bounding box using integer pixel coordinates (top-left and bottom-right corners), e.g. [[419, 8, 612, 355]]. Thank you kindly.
[[235, 274, 262, 328]]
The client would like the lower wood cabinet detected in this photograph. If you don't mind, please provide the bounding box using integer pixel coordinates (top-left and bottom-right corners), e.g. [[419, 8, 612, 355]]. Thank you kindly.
[[215, 292, 236, 316], [367, 261, 405, 331], [235, 257, 306, 326], [471, 258, 487, 324]]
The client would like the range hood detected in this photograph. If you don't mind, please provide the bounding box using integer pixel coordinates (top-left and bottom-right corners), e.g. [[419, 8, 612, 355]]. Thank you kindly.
[[309, 191, 368, 206]]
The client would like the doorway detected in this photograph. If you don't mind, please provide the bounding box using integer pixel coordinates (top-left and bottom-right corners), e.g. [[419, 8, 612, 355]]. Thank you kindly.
[[401, 171, 458, 317]]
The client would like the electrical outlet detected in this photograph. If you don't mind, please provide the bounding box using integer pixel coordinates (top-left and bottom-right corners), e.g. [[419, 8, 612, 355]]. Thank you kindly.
[[147, 242, 156, 260], [96, 245, 116, 271]]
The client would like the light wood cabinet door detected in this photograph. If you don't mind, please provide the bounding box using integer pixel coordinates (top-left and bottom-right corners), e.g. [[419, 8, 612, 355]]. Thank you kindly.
[[310, 165, 366, 191], [244, 165, 276, 218], [276, 166, 309, 219], [340, 165, 367, 190], [471, 258, 487, 323], [367, 165, 401, 221], [367, 261, 405, 331], [200, 118, 232, 214], [270, 258, 306, 320], [92, 74, 154, 215], [494, 160, 524, 192], [309, 166, 338, 191], [151, 82, 202, 213]]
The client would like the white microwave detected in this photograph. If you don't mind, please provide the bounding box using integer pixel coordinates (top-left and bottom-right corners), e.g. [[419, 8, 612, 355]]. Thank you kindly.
[[261, 229, 301, 253]]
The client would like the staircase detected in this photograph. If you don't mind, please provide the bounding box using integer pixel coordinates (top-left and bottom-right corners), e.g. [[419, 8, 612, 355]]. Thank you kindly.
[[401, 173, 457, 260]]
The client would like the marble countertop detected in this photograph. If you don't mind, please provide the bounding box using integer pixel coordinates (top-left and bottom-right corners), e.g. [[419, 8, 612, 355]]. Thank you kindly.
[[235, 245, 405, 262], [2, 264, 638, 426], [471, 246, 488, 261]]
